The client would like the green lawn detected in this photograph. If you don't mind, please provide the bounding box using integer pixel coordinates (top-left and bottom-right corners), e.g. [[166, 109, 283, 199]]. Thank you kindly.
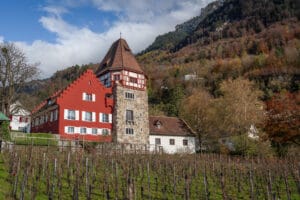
[[11, 132, 58, 146], [0, 154, 12, 200]]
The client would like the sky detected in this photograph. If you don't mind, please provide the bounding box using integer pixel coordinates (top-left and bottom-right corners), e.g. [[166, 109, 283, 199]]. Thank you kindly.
[[0, 0, 213, 78]]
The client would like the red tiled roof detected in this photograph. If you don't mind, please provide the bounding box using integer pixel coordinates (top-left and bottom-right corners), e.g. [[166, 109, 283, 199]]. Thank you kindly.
[[96, 38, 144, 76], [149, 116, 195, 137]]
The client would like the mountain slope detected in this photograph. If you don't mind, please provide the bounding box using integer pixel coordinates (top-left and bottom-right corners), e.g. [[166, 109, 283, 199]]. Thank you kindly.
[[141, 1, 222, 53]]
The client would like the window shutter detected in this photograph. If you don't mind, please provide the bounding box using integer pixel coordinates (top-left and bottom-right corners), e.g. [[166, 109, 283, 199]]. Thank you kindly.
[[82, 111, 85, 121], [64, 109, 68, 119], [75, 110, 79, 120], [74, 127, 80, 133], [92, 94, 96, 102], [82, 92, 86, 100], [109, 114, 112, 123], [99, 113, 103, 122], [64, 126, 68, 133], [86, 128, 91, 134], [92, 112, 96, 122]]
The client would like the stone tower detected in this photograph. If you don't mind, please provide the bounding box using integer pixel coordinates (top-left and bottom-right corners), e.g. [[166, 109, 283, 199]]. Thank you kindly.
[[96, 38, 149, 145]]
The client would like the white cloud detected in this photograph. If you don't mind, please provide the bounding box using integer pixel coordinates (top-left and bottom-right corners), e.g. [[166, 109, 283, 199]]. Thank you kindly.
[[13, 0, 214, 78]]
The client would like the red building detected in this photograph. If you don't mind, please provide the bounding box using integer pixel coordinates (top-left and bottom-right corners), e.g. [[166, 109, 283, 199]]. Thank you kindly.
[[31, 69, 113, 142]]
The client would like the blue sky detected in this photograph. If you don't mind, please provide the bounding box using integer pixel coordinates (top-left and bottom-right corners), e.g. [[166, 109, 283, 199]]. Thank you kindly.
[[0, 0, 213, 78]]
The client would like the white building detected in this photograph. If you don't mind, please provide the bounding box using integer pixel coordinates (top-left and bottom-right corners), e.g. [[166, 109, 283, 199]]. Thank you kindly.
[[149, 116, 196, 154], [10, 101, 31, 132]]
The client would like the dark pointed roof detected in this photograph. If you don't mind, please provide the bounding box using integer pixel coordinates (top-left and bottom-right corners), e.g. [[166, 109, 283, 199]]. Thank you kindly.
[[96, 38, 144, 76]]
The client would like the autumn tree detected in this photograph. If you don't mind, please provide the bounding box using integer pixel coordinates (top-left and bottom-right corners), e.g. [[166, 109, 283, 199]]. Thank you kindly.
[[216, 78, 264, 135], [0, 42, 39, 116], [264, 91, 300, 155], [180, 89, 216, 151]]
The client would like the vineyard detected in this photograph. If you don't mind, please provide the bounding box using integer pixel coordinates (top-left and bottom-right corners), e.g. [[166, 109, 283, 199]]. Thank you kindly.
[[0, 144, 299, 200]]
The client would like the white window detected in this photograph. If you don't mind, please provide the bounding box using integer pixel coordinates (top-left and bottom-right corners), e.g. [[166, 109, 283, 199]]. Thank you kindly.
[[126, 128, 134, 135], [100, 113, 112, 123], [125, 92, 134, 99], [64, 109, 79, 120], [102, 113, 109, 122], [80, 127, 87, 134], [68, 127, 74, 133], [82, 92, 95, 101], [92, 128, 98, 135], [82, 111, 95, 122], [102, 129, 109, 135]]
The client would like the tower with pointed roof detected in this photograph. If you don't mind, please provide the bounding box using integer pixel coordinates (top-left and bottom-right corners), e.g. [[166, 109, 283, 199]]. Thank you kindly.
[[96, 38, 149, 145]]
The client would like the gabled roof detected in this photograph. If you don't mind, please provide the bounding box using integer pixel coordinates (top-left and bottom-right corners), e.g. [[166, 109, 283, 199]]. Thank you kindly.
[[0, 112, 10, 121], [96, 38, 144, 76], [149, 116, 195, 137], [31, 69, 107, 115]]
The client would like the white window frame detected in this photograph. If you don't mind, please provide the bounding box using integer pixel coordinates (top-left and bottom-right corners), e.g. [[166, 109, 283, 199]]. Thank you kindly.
[[102, 129, 109, 135], [82, 92, 95, 101], [80, 127, 87, 134], [82, 111, 95, 122], [67, 126, 74, 134], [100, 113, 112, 123], [92, 128, 98, 135]]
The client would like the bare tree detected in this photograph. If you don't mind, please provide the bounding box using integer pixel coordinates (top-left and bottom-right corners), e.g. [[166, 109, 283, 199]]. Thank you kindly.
[[0, 42, 39, 116]]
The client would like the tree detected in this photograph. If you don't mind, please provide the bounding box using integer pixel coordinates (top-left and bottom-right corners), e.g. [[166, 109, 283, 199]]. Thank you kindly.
[[215, 78, 265, 137], [264, 91, 300, 155], [0, 42, 39, 116], [180, 89, 217, 151]]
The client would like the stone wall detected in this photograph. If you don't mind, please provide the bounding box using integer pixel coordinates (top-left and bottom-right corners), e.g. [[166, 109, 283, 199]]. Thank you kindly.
[[112, 83, 149, 144]]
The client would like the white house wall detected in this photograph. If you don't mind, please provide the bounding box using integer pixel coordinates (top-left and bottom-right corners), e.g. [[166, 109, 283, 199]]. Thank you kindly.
[[149, 135, 196, 154]]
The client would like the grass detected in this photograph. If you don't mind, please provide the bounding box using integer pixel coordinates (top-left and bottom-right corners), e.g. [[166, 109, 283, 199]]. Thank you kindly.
[[11, 132, 58, 146], [0, 154, 12, 200]]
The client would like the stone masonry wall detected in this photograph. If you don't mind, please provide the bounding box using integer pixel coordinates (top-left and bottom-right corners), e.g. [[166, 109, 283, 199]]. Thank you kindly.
[[112, 83, 149, 144]]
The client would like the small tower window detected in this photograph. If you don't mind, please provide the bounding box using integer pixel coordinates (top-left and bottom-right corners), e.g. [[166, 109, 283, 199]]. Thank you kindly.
[[126, 110, 133, 122], [126, 128, 134, 135], [125, 92, 134, 99]]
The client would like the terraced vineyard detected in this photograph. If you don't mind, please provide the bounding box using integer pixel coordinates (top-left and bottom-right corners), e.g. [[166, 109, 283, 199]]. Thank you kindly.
[[0, 145, 299, 200]]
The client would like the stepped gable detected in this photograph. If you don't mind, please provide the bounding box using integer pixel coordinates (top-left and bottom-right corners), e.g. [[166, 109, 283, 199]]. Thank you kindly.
[[149, 116, 195, 137], [32, 69, 107, 114], [96, 38, 143, 76]]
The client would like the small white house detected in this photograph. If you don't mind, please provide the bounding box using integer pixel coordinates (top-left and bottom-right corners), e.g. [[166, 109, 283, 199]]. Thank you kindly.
[[149, 116, 196, 154], [9, 101, 31, 132]]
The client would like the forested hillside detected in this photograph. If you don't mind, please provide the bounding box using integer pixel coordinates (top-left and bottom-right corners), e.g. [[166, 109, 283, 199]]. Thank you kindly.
[[137, 0, 300, 155]]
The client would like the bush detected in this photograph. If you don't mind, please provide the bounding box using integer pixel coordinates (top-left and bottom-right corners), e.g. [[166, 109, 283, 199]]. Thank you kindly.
[[0, 121, 10, 141]]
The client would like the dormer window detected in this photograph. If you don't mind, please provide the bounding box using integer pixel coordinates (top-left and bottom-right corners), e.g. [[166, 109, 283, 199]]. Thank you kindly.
[[47, 99, 52, 105], [154, 120, 162, 129]]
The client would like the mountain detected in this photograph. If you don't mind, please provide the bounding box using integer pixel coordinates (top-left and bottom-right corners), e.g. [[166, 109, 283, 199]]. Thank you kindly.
[[141, 1, 222, 53], [137, 0, 300, 116]]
